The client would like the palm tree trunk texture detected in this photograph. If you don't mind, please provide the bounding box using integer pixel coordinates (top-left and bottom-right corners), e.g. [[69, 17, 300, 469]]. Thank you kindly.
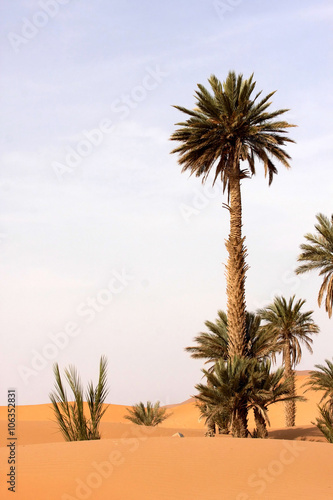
[[218, 421, 230, 435], [205, 378, 216, 436], [284, 344, 296, 427], [205, 415, 216, 437], [253, 408, 268, 438], [232, 401, 248, 438], [226, 169, 248, 359]]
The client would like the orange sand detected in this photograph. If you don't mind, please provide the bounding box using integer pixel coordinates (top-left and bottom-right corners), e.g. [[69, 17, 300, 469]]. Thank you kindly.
[[1, 373, 332, 499]]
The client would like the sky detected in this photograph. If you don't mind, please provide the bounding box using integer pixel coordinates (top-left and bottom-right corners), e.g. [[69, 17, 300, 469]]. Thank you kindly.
[[0, 0, 332, 406]]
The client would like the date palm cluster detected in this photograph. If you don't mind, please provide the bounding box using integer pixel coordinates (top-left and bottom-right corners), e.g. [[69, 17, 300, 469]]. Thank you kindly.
[[171, 70, 332, 439], [187, 303, 316, 438]]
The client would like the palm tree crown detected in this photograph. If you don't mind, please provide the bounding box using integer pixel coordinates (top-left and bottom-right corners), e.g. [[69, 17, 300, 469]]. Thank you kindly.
[[185, 310, 276, 367], [170, 71, 295, 358], [170, 71, 295, 190], [258, 296, 318, 366], [296, 213, 333, 318]]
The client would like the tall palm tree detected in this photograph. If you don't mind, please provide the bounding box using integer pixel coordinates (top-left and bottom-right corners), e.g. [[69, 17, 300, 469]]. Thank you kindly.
[[49, 356, 109, 441], [170, 71, 295, 358], [296, 213, 333, 318], [124, 401, 171, 426], [258, 296, 319, 426]]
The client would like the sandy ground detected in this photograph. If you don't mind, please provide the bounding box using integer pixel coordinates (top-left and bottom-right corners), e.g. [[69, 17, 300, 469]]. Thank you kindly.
[[1, 373, 332, 499]]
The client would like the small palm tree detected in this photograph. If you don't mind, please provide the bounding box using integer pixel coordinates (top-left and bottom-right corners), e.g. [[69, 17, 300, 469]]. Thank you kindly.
[[196, 358, 300, 438], [124, 401, 171, 426], [296, 213, 333, 318], [195, 357, 254, 438], [49, 356, 109, 441], [171, 71, 295, 359], [258, 296, 319, 426], [304, 359, 333, 416], [249, 361, 304, 438], [186, 310, 277, 435], [314, 406, 333, 443], [303, 360, 333, 443]]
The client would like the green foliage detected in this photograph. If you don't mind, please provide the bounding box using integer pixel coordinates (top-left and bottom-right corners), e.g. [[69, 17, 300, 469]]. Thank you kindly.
[[49, 356, 109, 441], [185, 310, 277, 368], [305, 359, 333, 442], [258, 295, 319, 367], [296, 213, 333, 318], [187, 310, 281, 436], [195, 357, 301, 438], [304, 359, 333, 407], [195, 357, 252, 438], [124, 401, 171, 426], [170, 70, 295, 193], [314, 405, 333, 443]]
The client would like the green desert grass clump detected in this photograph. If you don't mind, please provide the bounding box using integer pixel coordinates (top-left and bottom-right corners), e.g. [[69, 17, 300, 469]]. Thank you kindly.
[[49, 355, 109, 441], [124, 401, 171, 426]]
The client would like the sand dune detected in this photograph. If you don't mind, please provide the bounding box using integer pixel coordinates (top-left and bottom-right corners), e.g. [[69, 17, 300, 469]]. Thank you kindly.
[[0, 373, 332, 499]]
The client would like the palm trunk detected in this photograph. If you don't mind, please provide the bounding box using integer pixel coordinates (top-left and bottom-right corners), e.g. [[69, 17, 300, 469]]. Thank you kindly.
[[206, 411, 216, 437], [205, 378, 216, 436], [254, 408, 268, 438], [232, 401, 248, 438], [226, 166, 248, 359], [284, 343, 296, 427]]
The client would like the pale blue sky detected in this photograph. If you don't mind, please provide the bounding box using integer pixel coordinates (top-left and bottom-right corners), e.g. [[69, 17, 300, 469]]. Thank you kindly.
[[1, 0, 332, 405]]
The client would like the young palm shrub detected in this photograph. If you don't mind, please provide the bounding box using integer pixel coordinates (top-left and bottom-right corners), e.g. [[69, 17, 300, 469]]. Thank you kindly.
[[296, 213, 333, 318], [195, 358, 301, 438], [195, 357, 254, 438], [124, 401, 171, 426], [186, 310, 277, 435], [186, 310, 277, 365], [49, 356, 109, 441], [304, 359, 333, 416], [171, 71, 295, 359], [303, 359, 333, 442], [249, 361, 304, 438], [314, 406, 333, 443], [258, 296, 319, 427]]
